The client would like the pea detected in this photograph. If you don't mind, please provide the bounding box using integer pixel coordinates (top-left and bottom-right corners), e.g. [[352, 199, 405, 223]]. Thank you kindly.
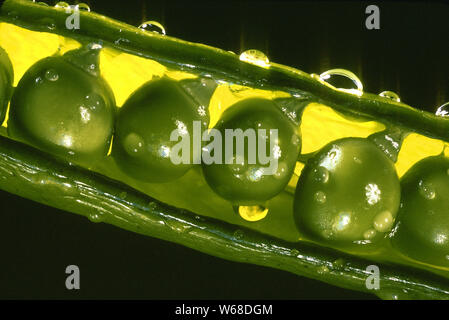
[[111, 77, 210, 183], [0, 46, 13, 124], [7, 45, 115, 165], [202, 98, 301, 205], [294, 138, 400, 244], [391, 156, 449, 267]]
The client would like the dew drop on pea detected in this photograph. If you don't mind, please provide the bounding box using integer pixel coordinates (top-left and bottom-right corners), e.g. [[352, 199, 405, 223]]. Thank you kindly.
[[239, 49, 270, 68], [314, 191, 326, 203], [123, 133, 145, 156], [235, 205, 268, 222], [45, 69, 59, 82], [418, 180, 436, 200], [373, 210, 394, 233], [363, 228, 377, 240], [246, 167, 264, 182], [138, 21, 166, 35], [312, 166, 329, 184]]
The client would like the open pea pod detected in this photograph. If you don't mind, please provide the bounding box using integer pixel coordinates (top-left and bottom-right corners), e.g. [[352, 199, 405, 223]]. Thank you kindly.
[[1, 0, 449, 299]]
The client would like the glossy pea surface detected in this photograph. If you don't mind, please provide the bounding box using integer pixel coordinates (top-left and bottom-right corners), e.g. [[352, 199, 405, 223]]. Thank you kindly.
[[8, 50, 115, 165], [0, 46, 13, 124], [294, 138, 400, 244], [202, 98, 301, 205], [112, 77, 209, 183], [391, 156, 449, 267]]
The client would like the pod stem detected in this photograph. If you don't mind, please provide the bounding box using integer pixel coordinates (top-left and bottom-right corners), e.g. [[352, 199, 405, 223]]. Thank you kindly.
[[368, 126, 408, 163]]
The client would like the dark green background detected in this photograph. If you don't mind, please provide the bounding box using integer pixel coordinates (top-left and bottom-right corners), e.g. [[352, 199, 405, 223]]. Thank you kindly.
[[0, 0, 448, 299]]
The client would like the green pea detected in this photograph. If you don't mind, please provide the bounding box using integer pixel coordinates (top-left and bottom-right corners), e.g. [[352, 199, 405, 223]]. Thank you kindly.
[[391, 156, 449, 267], [7, 45, 115, 165], [294, 138, 400, 244], [0, 46, 13, 124], [202, 98, 301, 205], [112, 77, 210, 183]]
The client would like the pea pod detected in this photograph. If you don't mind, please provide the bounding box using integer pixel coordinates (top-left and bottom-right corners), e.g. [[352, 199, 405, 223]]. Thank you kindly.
[[1, 0, 449, 299]]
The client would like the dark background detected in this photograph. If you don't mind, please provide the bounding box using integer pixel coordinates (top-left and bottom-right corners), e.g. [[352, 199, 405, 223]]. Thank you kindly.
[[1, 0, 448, 299]]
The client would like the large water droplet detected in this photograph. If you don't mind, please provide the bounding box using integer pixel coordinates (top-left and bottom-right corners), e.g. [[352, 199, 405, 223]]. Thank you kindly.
[[418, 180, 436, 200], [139, 21, 166, 35], [379, 91, 401, 102], [239, 49, 270, 68], [317, 69, 363, 96], [373, 210, 394, 233], [45, 69, 59, 81], [76, 3, 90, 11], [435, 102, 449, 117], [235, 205, 268, 222], [55, 1, 70, 9], [123, 133, 145, 156]]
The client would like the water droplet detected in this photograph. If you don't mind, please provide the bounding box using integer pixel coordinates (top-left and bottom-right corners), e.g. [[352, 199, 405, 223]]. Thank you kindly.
[[123, 133, 145, 156], [314, 191, 327, 203], [373, 210, 394, 233], [379, 91, 401, 102], [365, 183, 381, 205], [435, 102, 449, 117], [313, 166, 329, 183], [316, 265, 329, 274], [84, 93, 104, 111], [88, 212, 103, 223], [76, 3, 90, 11], [246, 167, 264, 182], [318, 68, 363, 96], [236, 205, 268, 222], [35, 76, 43, 84], [353, 156, 362, 164], [45, 69, 59, 81], [233, 229, 244, 240], [239, 49, 270, 68], [55, 1, 70, 9], [37, 2, 49, 6], [418, 180, 436, 200], [139, 21, 166, 35], [119, 191, 127, 199], [363, 228, 377, 240], [158, 145, 171, 158], [333, 258, 345, 269], [333, 212, 351, 232], [290, 249, 299, 257]]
